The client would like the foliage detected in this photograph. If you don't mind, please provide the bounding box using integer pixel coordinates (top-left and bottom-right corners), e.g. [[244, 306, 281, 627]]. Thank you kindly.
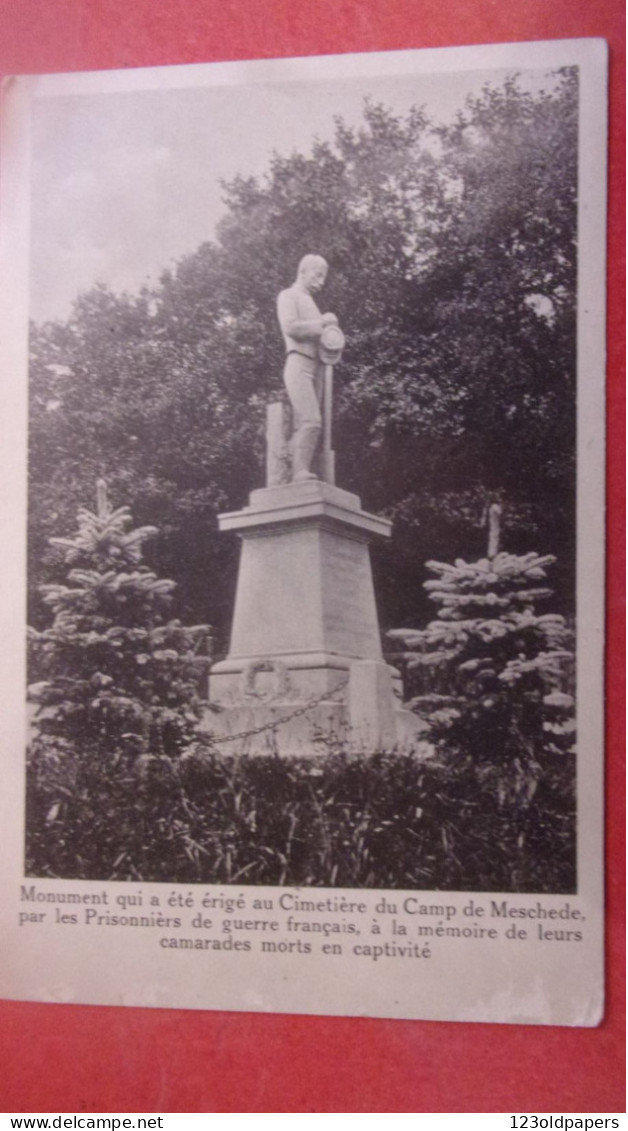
[[389, 548, 575, 814], [25, 744, 575, 892], [28, 71, 578, 641], [28, 482, 210, 759]]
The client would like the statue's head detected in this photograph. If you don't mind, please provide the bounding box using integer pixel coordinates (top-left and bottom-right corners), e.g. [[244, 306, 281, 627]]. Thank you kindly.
[[297, 254, 328, 294]]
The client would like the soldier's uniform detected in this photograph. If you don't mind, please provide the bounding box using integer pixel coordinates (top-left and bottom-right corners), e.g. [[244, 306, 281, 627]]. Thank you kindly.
[[276, 283, 325, 479]]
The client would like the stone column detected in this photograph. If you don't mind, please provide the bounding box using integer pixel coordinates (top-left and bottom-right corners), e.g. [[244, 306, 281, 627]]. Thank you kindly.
[[266, 402, 291, 487]]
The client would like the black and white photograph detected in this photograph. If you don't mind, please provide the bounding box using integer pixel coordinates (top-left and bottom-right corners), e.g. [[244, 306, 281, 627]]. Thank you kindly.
[[0, 39, 606, 1023]]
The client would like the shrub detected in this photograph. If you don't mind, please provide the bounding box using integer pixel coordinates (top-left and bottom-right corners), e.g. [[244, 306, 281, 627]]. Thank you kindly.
[[25, 745, 575, 891]]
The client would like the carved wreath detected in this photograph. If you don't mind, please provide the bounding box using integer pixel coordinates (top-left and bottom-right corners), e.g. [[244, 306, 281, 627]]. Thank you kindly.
[[241, 658, 292, 701]]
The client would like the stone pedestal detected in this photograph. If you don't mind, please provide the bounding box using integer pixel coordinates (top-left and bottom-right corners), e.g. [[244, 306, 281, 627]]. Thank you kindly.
[[348, 660, 398, 751], [204, 479, 428, 755], [209, 479, 390, 704]]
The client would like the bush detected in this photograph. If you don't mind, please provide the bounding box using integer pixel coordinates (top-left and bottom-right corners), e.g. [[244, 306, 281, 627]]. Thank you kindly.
[[25, 743, 575, 891]]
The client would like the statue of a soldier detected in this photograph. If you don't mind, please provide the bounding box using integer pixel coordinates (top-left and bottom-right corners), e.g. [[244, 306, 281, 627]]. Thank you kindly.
[[277, 255, 344, 482]]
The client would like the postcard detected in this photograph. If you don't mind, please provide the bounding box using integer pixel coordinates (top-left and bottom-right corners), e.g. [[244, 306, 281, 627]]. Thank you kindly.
[[0, 37, 607, 1023]]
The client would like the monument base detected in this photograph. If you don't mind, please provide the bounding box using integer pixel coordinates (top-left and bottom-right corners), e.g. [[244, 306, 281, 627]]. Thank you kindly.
[[199, 697, 348, 756], [200, 695, 430, 757], [204, 479, 429, 756], [203, 655, 430, 759]]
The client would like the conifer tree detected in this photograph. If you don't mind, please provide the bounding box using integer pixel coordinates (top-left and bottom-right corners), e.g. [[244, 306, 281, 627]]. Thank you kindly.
[[389, 534, 575, 797], [28, 481, 210, 760]]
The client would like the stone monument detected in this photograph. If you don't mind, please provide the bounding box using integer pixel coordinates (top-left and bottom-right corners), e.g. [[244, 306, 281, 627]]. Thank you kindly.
[[204, 255, 424, 755]]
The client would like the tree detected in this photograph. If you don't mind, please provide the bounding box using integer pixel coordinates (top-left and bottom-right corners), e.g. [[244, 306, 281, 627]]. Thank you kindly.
[[28, 481, 210, 760], [28, 71, 578, 641], [388, 542, 575, 805]]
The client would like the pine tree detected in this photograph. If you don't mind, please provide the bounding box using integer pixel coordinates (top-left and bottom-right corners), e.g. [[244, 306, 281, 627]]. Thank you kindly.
[[28, 481, 210, 761], [389, 537, 575, 798]]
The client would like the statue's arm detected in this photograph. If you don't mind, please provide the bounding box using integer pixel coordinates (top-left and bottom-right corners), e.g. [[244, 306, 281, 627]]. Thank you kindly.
[[277, 289, 324, 342]]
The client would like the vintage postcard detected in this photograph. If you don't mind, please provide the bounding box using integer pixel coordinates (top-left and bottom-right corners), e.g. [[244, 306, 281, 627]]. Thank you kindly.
[[0, 37, 607, 1023]]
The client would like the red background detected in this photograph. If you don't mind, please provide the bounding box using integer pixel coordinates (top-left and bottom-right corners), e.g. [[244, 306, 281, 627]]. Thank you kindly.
[[0, 0, 625, 1114]]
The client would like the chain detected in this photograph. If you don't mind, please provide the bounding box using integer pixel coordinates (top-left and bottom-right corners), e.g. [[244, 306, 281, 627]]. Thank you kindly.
[[205, 673, 350, 745]]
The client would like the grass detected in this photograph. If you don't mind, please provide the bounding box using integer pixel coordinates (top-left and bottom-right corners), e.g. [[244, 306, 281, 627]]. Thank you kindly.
[[25, 738, 576, 892]]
